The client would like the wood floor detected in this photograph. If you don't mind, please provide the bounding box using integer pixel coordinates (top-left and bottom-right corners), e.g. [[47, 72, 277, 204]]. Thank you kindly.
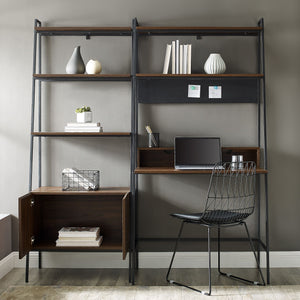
[[1, 267, 300, 295]]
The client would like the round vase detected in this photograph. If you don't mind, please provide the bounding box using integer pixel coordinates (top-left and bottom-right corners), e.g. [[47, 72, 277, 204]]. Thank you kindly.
[[66, 46, 85, 74], [204, 53, 226, 74], [86, 59, 102, 74]]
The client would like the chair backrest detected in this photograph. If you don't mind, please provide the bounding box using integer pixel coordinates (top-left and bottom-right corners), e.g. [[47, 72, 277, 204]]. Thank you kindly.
[[203, 161, 256, 224]]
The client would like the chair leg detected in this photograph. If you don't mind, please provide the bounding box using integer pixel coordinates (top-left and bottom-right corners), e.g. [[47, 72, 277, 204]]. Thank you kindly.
[[243, 222, 266, 286], [166, 221, 184, 284], [217, 222, 265, 286], [166, 221, 211, 295], [217, 225, 227, 277], [207, 226, 212, 296]]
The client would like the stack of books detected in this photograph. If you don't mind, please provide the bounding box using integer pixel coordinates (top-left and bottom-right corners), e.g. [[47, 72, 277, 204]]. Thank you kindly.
[[163, 40, 192, 74], [64, 122, 103, 133], [56, 226, 103, 247]]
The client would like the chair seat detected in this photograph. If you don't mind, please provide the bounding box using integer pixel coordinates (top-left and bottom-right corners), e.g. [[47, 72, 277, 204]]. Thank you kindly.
[[171, 210, 250, 224]]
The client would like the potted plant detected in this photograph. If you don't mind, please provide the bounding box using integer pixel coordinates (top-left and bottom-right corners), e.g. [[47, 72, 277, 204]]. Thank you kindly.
[[75, 106, 92, 123]]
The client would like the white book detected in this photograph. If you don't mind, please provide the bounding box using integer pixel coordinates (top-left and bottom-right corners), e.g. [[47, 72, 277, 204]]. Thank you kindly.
[[58, 236, 98, 241], [175, 40, 179, 74], [187, 44, 192, 74], [56, 236, 103, 247], [162, 44, 172, 74], [66, 122, 101, 127], [64, 127, 102, 132], [171, 41, 176, 74], [183, 44, 188, 74], [58, 227, 100, 238], [179, 45, 183, 74]]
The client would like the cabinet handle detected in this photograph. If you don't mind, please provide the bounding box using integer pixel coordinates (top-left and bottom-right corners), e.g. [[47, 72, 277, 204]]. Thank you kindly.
[[30, 199, 34, 207]]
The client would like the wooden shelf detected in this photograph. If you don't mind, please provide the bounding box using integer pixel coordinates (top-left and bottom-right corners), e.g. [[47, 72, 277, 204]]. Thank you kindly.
[[33, 74, 131, 82], [35, 26, 132, 36], [136, 26, 262, 36], [136, 74, 264, 78], [32, 132, 131, 137], [32, 240, 123, 252], [32, 186, 130, 195], [135, 167, 268, 174]]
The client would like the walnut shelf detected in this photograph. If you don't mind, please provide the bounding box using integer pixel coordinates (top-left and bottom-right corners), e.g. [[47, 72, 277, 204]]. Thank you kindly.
[[33, 74, 131, 82], [32, 132, 131, 137], [136, 26, 262, 36], [35, 26, 132, 36]]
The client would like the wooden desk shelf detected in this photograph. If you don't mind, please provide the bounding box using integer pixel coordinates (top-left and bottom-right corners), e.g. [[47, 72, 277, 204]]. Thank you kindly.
[[136, 147, 267, 174]]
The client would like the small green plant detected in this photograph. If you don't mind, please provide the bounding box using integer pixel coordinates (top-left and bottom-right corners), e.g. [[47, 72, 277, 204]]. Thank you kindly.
[[75, 106, 91, 113]]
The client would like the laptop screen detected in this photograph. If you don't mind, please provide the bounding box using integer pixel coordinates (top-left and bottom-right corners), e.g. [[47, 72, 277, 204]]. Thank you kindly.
[[175, 137, 221, 168]]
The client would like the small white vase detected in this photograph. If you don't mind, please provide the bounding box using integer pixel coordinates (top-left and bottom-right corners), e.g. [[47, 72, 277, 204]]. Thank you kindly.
[[86, 59, 102, 74], [76, 111, 92, 123], [204, 53, 226, 74]]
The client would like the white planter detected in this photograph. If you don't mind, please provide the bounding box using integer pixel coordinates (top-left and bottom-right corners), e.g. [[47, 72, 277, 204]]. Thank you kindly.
[[204, 53, 226, 74], [76, 111, 92, 123]]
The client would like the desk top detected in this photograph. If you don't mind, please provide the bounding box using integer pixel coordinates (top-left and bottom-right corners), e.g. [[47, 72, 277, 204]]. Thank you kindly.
[[135, 167, 268, 174]]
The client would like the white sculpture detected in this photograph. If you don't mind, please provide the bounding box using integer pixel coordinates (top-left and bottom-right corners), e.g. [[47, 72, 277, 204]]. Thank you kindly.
[[86, 59, 102, 74]]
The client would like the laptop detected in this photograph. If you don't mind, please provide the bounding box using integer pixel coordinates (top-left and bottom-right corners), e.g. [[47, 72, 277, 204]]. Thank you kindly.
[[174, 137, 222, 170]]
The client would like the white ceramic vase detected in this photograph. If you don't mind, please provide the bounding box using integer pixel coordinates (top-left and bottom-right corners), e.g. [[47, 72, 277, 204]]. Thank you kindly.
[[86, 59, 102, 74], [204, 53, 226, 74], [76, 111, 92, 123]]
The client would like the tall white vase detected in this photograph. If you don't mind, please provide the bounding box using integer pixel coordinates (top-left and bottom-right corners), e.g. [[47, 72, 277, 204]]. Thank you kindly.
[[204, 53, 226, 74]]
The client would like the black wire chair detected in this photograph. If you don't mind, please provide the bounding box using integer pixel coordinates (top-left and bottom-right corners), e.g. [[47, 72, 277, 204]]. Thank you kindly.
[[166, 161, 265, 296]]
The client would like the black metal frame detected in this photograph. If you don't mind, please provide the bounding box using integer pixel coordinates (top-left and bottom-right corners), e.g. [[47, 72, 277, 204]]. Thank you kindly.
[[132, 18, 269, 286], [27, 19, 134, 283], [166, 162, 265, 295], [26, 18, 269, 287], [166, 221, 265, 296]]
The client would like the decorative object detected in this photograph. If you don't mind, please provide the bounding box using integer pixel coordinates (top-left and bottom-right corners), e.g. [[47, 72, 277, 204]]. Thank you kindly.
[[204, 53, 226, 74], [86, 59, 102, 74], [145, 125, 159, 148], [62, 168, 99, 191], [75, 106, 92, 123], [66, 46, 85, 74]]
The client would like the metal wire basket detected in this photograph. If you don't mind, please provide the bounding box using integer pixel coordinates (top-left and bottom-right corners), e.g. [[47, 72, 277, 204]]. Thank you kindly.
[[62, 168, 100, 191]]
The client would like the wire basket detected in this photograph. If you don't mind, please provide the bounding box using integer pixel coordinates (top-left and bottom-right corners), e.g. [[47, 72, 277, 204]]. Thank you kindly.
[[62, 169, 100, 191]]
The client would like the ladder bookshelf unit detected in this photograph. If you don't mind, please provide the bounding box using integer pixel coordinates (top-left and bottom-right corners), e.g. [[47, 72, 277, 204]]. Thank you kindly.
[[19, 18, 269, 285]]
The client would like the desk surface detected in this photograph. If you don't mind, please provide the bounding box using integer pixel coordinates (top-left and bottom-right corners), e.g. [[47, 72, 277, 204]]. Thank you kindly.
[[135, 167, 268, 174]]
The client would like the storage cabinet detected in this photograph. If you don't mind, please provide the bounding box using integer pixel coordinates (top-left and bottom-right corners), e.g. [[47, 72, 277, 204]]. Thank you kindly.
[[19, 188, 130, 259]]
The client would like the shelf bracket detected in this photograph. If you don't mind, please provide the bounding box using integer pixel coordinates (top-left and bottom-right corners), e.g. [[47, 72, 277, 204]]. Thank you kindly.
[[86, 34, 91, 40]]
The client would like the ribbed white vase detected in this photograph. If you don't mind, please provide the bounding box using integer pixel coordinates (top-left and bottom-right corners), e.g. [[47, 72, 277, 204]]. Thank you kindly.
[[204, 53, 226, 74]]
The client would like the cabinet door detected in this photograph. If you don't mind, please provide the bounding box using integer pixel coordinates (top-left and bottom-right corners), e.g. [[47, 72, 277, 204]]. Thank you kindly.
[[122, 192, 130, 259], [18, 193, 33, 258]]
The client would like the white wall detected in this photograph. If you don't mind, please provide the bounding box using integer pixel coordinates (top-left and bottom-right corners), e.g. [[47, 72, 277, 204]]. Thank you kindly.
[[0, 0, 299, 251]]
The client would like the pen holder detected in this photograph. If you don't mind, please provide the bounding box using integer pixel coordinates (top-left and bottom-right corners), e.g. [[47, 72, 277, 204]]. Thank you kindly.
[[148, 133, 159, 148]]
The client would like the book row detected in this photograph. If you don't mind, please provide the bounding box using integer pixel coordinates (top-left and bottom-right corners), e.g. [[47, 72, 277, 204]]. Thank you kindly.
[[163, 40, 192, 74]]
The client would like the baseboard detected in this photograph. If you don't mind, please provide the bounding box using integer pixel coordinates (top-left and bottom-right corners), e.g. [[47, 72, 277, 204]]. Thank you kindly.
[[1, 251, 300, 279], [0, 252, 15, 279]]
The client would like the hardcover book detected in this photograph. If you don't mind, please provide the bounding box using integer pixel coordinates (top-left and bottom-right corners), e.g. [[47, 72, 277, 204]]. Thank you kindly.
[[58, 227, 100, 238], [56, 236, 103, 247]]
